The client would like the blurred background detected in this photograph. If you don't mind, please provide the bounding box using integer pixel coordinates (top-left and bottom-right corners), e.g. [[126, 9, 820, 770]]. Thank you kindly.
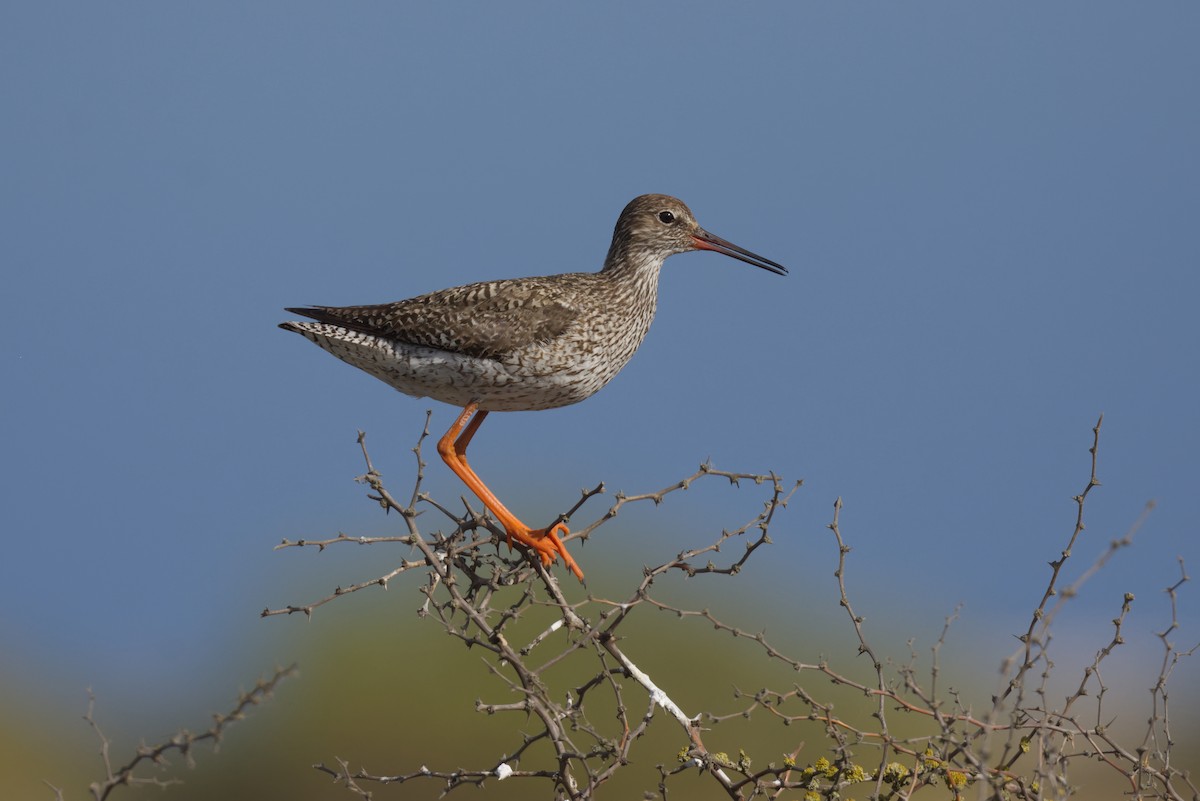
[[3, 3, 1197, 798]]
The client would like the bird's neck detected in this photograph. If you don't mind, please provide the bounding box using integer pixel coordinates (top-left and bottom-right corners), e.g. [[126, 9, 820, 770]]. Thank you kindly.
[[599, 244, 664, 346], [601, 240, 667, 284], [595, 242, 663, 365]]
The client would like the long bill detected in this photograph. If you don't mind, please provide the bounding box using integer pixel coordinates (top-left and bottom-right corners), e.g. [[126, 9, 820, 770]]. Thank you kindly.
[[691, 229, 788, 275]]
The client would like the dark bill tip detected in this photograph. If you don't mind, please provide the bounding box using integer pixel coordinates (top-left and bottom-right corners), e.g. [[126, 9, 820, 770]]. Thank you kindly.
[[692, 231, 788, 275]]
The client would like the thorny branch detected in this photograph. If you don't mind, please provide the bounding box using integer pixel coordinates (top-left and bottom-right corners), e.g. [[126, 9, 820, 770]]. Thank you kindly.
[[62, 666, 296, 801], [264, 414, 1195, 800]]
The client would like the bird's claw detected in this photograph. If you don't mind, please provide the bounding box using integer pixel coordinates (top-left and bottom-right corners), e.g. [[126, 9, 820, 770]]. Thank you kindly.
[[506, 521, 584, 582]]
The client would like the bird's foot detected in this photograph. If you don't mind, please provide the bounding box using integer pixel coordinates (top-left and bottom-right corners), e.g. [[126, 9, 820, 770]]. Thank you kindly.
[[506, 521, 584, 582]]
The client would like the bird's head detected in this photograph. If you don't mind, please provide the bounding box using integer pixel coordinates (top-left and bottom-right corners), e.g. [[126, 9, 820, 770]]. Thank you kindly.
[[606, 194, 787, 276]]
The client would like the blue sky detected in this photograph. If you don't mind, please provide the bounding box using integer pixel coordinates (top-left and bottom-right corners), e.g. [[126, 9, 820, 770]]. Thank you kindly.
[[3, 0, 1197, 756]]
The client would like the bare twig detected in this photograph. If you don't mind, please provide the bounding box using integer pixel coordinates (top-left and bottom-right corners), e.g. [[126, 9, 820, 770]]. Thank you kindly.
[[84, 665, 296, 801], [262, 415, 1193, 800]]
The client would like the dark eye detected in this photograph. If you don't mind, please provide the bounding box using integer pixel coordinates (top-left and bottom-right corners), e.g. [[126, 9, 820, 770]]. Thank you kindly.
[[658, 211, 676, 224]]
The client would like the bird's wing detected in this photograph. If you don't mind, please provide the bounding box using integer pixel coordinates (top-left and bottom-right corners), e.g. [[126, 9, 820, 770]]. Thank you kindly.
[[286, 276, 586, 361]]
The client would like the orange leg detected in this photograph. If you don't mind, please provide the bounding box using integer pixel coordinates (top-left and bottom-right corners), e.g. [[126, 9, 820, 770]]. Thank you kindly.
[[436, 403, 584, 582]]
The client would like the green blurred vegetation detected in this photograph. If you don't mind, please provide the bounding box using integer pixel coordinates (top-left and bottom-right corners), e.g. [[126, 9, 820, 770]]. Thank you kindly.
[[5, 467, 1196, 800], [7, 550, 1196, 801]]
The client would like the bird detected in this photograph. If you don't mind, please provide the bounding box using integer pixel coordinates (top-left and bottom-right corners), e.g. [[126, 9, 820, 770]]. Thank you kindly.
[[280, 194, 787, 581]]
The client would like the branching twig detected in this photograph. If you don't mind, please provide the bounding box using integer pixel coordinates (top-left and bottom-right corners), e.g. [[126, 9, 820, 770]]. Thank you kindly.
[[262, 415, 1193, 800], [82, 665, 296, 801]]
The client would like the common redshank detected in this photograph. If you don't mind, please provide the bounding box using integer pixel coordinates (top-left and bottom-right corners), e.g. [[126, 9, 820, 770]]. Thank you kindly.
[[280, 194, 786, 581]]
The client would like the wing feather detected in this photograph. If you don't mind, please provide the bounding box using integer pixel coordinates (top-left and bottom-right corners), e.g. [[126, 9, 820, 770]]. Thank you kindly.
[[286, 275, 586, 361]]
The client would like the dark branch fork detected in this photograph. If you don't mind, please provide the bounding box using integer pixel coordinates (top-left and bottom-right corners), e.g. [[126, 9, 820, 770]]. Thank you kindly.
[[259, 415, 1195, 801]]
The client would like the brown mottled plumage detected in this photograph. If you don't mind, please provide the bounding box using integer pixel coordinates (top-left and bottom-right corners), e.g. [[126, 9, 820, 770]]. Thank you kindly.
[[280, 194, 786, 580]]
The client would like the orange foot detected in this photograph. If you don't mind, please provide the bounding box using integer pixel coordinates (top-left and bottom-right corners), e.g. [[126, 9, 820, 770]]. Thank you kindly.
[[505, 520, 583, 581], [438, 403, 585, 582]]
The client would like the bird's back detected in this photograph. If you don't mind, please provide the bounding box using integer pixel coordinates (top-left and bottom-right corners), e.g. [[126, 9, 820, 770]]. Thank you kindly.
[[280, 268, 661, 411]]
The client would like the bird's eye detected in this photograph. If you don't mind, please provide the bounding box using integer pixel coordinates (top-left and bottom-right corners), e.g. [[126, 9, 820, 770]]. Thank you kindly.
[[658, 211, 676, 224]]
